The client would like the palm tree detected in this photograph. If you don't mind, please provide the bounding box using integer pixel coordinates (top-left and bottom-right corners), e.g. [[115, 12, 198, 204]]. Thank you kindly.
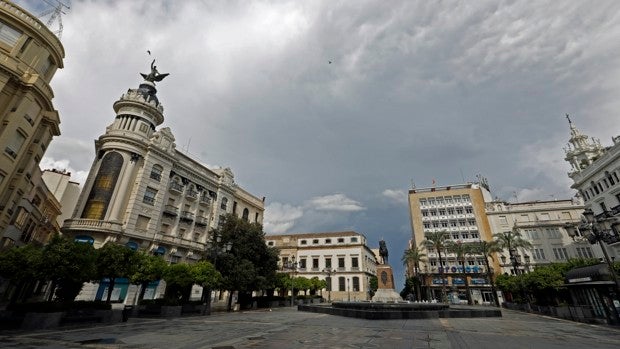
[[493, 227, 533, 275], [401, 246, 426, 301], [420, 230, 449, 303], [473, 240, 502, 307], [445, 240, 473, 305]]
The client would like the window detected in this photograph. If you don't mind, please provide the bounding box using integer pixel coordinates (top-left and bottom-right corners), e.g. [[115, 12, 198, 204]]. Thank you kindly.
[[351, 257, 359, 269], [351, 237, 358, 243], [150, 165, 163, 181], [267, 241, 274, 246], [5, 131, 26, 159], [438, 209, 446, 215], [465, 207, 473, 214], [338, 277, 346, 291], [419, 199, 427, 206], [143, 187, 157, 205], [441, 221, 448, 228], [242, 208, 249, 221], [312, 258, 319, 269], [298, 259, 306, 269], [600, 202, 607, 212], [470, 231, 479, 239], [220, 197, 228, 210], [456, 208, 463, 214], [337, 238, 344, 243], [338, 257, 345, 269], [0, 20, 22, 47], [430, 210, 437, 216], [325, 239, 332, 244], [352, 277, 360, 292], [136, 215, 150, 231], [313, 239, 319, 244], [300, 240, 307, 245], [422, 210, 429, 217], [325, 258, 332, 269], [450, 221, 457, 227], [499, 216, 508, 225]]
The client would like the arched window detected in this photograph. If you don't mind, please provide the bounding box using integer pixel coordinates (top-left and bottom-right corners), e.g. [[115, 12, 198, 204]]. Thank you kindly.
[[221, 197, 228, 210], [242, 208, 249, 221], [82, 151, 123, 220]]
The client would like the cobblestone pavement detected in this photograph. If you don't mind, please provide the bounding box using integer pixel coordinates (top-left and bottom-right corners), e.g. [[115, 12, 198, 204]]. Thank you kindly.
[[0, 307, 619, 349]]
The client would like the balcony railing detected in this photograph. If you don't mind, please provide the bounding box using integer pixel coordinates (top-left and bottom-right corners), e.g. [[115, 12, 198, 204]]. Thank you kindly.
[[163, 205, 178, 216], [195, 216, 208, 226], [169, 182, 184, 194], [199, 196, 211, 206], [62, 219, 122, 235], [186, 190, 198, 201], [180, 211, 194, 221], [149, 171, 162, 182]]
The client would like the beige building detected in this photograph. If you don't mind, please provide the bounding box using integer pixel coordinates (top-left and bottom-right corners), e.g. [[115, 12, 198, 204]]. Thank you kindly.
[[265, 231, 377, 301], [408, 181, 500, 304], [0, 1, 64, 247], [486, 198, 595, 275]]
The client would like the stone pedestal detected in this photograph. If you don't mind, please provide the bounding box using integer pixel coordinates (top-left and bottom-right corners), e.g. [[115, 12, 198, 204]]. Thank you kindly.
[[372, 265, 402, 302]]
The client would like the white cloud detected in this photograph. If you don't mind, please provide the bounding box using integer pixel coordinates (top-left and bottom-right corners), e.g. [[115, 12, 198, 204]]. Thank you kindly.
[[39, 157, 89, 187], [382, 189, 408, 205], [263, 202, 304, 234], [306, 194, 365, 212]]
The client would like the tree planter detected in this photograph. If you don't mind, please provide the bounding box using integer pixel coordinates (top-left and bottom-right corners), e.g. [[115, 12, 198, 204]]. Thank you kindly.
[[21, 312, 62, 330], [160, 305, 182, 317]]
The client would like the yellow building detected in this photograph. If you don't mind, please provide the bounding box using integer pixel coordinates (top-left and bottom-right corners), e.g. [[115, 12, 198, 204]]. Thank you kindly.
[[0, 0, 64, 247], [408, 181, 501, 304]]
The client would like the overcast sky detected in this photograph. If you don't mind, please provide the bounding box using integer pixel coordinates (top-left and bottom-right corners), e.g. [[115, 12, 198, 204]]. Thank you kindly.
[[16, 0, 620, 289]]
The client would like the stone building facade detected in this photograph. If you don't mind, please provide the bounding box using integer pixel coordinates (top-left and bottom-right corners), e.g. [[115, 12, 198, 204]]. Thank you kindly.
[[0, 0, 64, 247]]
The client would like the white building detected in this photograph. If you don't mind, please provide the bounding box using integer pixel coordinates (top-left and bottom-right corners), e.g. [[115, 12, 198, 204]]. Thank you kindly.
[[265, 231, 377, 301], [41, 169, 80, 227], [62, 63, 264, 301], [564, 117, 620, 259], [485, 198, 599, 275]]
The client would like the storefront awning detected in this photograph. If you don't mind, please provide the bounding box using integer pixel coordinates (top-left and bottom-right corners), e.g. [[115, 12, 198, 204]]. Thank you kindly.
[[566, 264, 613, 285]]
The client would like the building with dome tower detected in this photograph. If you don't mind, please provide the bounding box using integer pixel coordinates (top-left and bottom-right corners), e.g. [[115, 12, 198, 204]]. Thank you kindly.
[[563, 115, 620, 260], [62, 61, 264, 300]]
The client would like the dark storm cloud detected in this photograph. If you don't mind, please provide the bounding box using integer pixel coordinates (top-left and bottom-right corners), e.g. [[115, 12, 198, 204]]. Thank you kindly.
[[14, 0, 620, 287]]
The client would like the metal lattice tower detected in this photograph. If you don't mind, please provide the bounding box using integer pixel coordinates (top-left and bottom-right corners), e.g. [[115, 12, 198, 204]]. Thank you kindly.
[[37, 0, 71, 39]]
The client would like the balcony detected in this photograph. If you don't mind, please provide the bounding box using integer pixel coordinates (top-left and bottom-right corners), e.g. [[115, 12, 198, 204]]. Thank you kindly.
[[186, 190, 198, 201], [199, 195, 211, 207], [163, 205, 178, 216], [158, 234, 204, 251], [195, 216, 208, 226], [169, 182, 184, 194], [62, 219, 123, 235], [180, 211, 194, 222]]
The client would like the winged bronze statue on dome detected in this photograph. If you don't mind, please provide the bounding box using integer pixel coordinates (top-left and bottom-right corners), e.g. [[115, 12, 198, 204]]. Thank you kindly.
[[141, 59, 169, 83]]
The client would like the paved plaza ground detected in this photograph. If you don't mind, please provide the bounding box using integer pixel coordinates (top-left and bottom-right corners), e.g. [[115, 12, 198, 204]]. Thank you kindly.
[[0, 307, 619, 349]]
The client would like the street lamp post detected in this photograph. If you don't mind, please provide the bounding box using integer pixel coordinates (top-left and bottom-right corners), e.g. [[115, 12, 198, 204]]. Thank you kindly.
[[347, 278, 351, 302], [285, 257, 298, 307], [323, 268, 335, 303], [565, 208, 620, 323]]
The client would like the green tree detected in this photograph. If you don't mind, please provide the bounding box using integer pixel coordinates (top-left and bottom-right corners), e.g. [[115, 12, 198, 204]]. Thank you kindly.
[[40, 235, 97, 301], [95, 243, 138, 303], [368, 275, 378, 298], [420, 230, 450, 302], [309, 276, 327, 296], [0, 244, 42, 304], [130, 251, 168, 302], [445, 240, 474, 305], [493, 228, 533, 275], [192, 260, 221, 314], [163, 263, 195, 302], [401, 246, 426, 301], [213, 214, 279, 310], [471, 240, 502, 306], [274, 272, 290, 297]]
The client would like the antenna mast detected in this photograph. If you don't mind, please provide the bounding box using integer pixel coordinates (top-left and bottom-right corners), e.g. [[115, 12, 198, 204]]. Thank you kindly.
[[38, 0, 71, 39]]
